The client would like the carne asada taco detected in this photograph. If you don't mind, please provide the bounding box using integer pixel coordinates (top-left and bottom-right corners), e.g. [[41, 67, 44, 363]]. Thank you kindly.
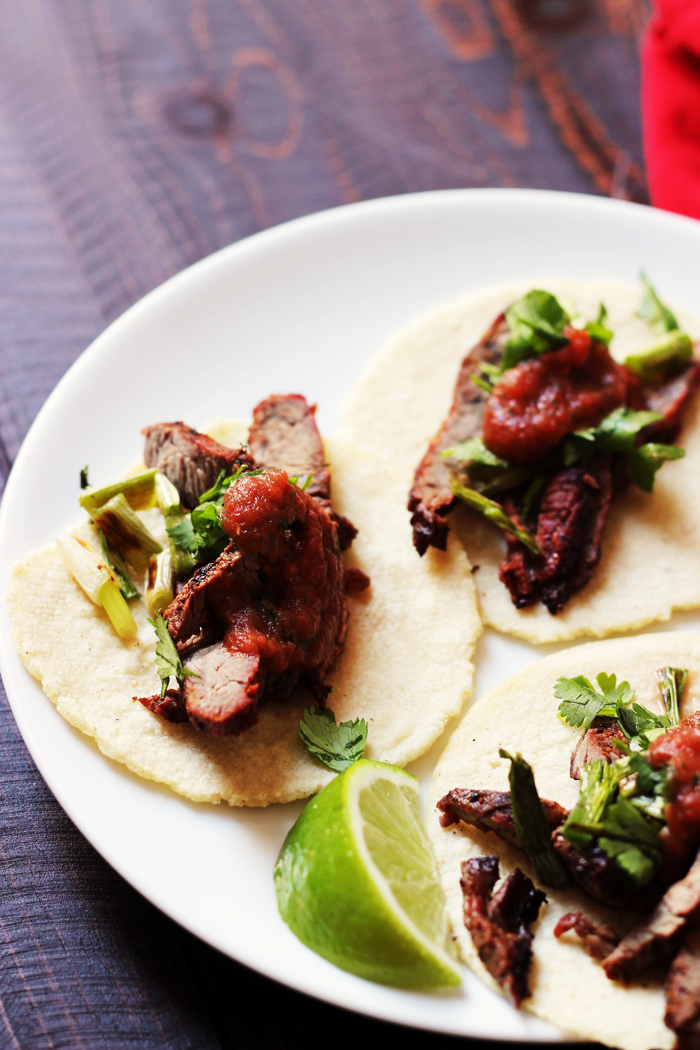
[[427, 631, 700, 1050], [340, 279, 700, 643], [7, 403, 480, 807]]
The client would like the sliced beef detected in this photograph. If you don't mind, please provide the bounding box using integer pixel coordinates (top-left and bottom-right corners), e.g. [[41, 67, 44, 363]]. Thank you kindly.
[[665, 919, 700, 1049], [553, 832, 661, 913], [460, 856, 546, 1007], [498, 498, 539, 609], [248, 393, 357, 550], [183, 643, 263, 735], [644, 359, 700, 445], [603, 848, 700, 982], [553, 911, 620, 960], [408, 314, 509, 555], [570, 717, 626, 780], [344, 567, 370, 595], [532, 455, 613, 614], [437, 788, 568, 849], [143, 421, 255, 509], [165, 548, 260, 656], [136, 688, 189, 723]]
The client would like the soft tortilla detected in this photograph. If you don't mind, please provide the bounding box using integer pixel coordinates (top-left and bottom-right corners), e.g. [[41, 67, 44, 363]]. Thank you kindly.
[[340, 279, 700, 643], [427, 630, 700, 1050], [7, 426, 481, 806]]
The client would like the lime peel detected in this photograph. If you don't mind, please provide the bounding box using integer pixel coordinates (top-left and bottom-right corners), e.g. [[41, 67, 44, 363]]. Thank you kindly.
[[274, 759, 461, 989]]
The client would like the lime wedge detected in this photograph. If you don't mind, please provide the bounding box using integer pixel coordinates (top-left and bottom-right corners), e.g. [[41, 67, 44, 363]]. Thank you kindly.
[[274, 759, 461, 989]]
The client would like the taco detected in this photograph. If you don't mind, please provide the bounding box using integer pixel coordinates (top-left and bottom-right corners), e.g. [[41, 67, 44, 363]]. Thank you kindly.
[[427, 630, 700, 1050], [340, 278, 700, 643], [7, 401, 481, 806]]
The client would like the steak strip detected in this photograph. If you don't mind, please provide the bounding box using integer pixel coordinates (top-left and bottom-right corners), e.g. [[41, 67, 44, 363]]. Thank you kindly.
[[603, 847, 700, 982], [409, 314, 509, 554], [143, 421, 255, 509], [553, 911, 620, 960], [460, 856, 546, 1007], [665, 919, 700, 1049], [570, 717, 626, 780], [437, 788, 568, 848]]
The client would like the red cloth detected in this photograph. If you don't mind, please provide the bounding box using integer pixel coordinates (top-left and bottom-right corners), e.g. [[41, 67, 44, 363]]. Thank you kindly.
[[642, 0, 700, 219]]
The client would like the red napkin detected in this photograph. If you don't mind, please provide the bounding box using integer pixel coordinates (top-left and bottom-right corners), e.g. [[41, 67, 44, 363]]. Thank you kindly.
[[642, 0, 700, 220]]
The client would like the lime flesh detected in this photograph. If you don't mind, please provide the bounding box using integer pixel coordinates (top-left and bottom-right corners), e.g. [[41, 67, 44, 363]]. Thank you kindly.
[[274, 759, 461, 989]]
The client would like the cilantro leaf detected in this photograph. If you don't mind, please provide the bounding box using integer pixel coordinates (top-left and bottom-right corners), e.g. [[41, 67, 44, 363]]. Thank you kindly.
[[167, 466, 265, 566], [584, 302, 613, 347], [657, 666, 687, 726], [298, 705, 368, 772], [629, 443, 685, 493], [594, 407, 663, 453], [503, 290, 569, 369], [167, 517, 198, 553], [500, 749, 568, 888], [636, 272, 679, 334], [451, 479, 541, 554], [148, 612, 198, 699], [597, 799, 662, 887], [555, 672, 633, 732]]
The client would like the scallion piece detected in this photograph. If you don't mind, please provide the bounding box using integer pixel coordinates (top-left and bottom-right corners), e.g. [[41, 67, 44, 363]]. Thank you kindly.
[[657, 667, 687, 727], [92, 492, 162, 573], [98, 529, 140, 600], [451, 480, 541, 554], [56, 534, 137, 639], [146, 551, 174, 616], [79, 469, 158, 515], [154, 472, 181, 516], [500, 749, 569, 888], [154, 473, 196, 574]]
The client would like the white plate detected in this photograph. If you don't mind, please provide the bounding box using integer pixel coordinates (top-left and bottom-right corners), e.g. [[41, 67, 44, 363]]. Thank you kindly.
[[3, 188, 700, 1042]]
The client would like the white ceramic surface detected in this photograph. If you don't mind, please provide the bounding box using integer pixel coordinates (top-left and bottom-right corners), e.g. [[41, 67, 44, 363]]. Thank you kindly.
[[2, 188, 700, 1041]]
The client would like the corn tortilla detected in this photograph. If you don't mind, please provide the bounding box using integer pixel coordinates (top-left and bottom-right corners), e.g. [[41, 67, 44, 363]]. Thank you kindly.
[[427, 630, 700, 1050], [340, 279, 700, 643], [7, 426, 481, 806]]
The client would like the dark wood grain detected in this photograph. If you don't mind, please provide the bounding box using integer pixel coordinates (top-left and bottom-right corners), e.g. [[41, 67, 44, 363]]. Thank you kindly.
[[0, 0, 647, 1045]]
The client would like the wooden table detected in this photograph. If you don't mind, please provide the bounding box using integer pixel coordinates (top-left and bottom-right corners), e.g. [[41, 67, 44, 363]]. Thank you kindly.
[[0, 1, 648, 1045]]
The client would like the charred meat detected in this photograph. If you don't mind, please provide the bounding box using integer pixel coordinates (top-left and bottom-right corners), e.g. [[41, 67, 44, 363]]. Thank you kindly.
[[437, 788, 568, 849], [570, 717, 626, 780], [460, 856, 546, 1007], [665, 920, 700, 1050], [553, 911, 620, 961], [143, 421, 255, 509]]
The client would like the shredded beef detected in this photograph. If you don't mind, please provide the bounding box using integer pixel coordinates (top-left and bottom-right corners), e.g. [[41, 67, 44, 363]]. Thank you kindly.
[[460, 857, 546, 1007], [143, 422, 254, 509], [603, 848, 700, 982], [553, 911, 620, 960], [570, 717, 626, 780], [408, 315, 509, 555], [437, 788, 568, 849], [665, 920, 700, 1049]]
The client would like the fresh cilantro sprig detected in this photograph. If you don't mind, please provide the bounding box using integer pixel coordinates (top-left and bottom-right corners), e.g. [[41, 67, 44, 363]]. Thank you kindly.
[[636, 272, 679, 335], [502, 290, 570, 370], [555, 672, 634, 733], [626, 274, 693, 380], [148, 612, 198, 699], [167, 467, 264, 566], [499, 749, 568, 888], [583, 302, 613, 347], [298, 705, 368, 772]]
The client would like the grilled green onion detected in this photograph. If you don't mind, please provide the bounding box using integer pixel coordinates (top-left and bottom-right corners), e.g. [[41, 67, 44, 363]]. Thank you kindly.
[[92, 493, 162, 572], [98, 529, 141, 600], [56, 534, 137, 639], [146, 551, 174, 616], [154, 472, 196, 574], [624, 331, 693, 381], [79, 469, 158, 515]]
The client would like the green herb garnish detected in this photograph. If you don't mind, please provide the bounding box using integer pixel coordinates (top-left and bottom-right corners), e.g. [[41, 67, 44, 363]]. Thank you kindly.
[[298, 705, 368, 772], [502, 290, 570, 370], [584, 302, 613, 347], [636, 272, 679, 334], [167, 466, 264, 566], [555, 672, 634, 733], [629, 443, 685, 493], [148, 612, 198, 699], [441, 438, 507, 469], [451, 480, 541, 554], [499, 749, 568, 888]]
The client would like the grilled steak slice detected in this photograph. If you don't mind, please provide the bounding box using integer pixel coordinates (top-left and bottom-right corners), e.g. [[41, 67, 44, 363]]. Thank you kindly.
[[136, 688, 189, 723], [437, 788, 568, 849], [498, 498, 539, 609], [603, 848, 700, 982], [248, 393, 357, 550], [409, 314, 509, 555], [533, 455, 613, 614], [183, 643, 263, 735], [570, 717, 626, 780], [665, 919, 700, 1048], [460, 857, 546, 1007], [553, 911, 620, 961], [165, 548, 260, 656], [644, 359, 700, 445], [143, 422, 255, 509], [248, 394, 330, 500], [553, 831, 661, 913]]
